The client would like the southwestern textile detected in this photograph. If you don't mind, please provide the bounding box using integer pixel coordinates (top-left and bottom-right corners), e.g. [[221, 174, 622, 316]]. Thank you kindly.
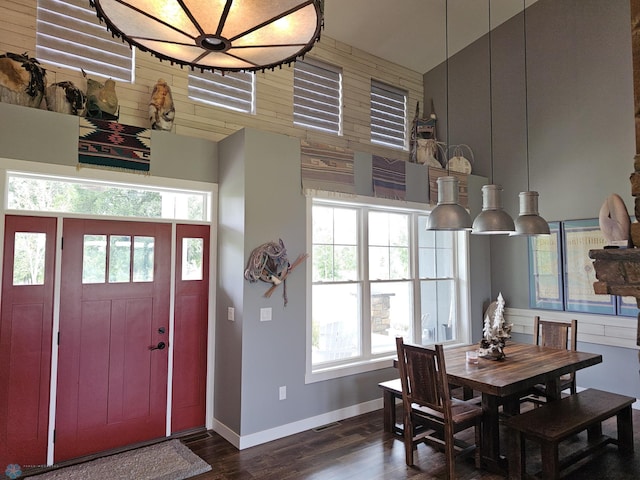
[[78, 118, 151, 173], [372, 155, 406, 200], [300, 140, 355, 194]]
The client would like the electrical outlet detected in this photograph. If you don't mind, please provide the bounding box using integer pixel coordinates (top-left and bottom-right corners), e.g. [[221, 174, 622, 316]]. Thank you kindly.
[[260, 307, 272, 321], [227, 307, 235, 321], [279, 386, 286, 400]]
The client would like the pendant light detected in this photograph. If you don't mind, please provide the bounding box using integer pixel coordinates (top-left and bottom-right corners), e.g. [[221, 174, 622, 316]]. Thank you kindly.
[[472, 0, 516, 235], [513, 0, 550, 235], [427, 0, 472, 231]]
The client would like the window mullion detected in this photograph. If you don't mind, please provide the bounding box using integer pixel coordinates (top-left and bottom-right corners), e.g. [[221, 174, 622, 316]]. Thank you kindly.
[[360, 207, 372, 357]]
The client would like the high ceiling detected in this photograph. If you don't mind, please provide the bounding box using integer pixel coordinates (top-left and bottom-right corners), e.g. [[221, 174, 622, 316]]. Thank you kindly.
[[323, 0, 538, 74]]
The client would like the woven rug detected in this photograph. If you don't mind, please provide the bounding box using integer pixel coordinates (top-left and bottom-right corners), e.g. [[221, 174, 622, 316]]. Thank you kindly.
[[29, 440, 211, 480]]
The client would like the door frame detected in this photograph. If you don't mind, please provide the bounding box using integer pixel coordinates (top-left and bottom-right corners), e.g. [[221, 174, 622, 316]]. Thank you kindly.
[[0, 159, 218, 465]]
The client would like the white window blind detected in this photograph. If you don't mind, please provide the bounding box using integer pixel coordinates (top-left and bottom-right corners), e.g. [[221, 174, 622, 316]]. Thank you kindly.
[[294, 60, 342, 135], [188, 70, 255, 113], [36, 0, 134, 82], [371, 80, 407, 149]]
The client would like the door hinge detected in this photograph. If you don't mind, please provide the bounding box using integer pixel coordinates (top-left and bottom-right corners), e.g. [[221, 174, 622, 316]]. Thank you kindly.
[[61, 237, 63, 250], [53, 429, 56, 443], [57, 331, 60, 345]]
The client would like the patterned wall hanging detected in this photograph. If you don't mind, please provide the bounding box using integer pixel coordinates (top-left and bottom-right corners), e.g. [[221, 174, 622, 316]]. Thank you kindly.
[[78, 117, 151, 173]]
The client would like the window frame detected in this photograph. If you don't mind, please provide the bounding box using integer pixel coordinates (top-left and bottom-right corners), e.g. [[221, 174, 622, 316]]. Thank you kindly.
[[305, 194, 471, 383], [293, 58, 343, 135], [370, 79, 408, 150], [36, 0, 135, 83], [188, 70, 256, 114]]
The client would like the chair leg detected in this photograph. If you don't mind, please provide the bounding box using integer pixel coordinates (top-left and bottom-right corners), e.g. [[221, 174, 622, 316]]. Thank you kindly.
[[403, 413, 414, 466], [474, 420, 482, 469], [445, 424, 456, 480]]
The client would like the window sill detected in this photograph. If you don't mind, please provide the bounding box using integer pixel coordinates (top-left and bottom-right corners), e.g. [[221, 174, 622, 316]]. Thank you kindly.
[[306, 356, 396, 384]]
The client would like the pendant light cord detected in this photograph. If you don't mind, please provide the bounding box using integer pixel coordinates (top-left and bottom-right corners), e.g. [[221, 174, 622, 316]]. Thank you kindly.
[[445, 0, 450, 175], [523, 0, 530, 191], [488, 0, 494, 184]]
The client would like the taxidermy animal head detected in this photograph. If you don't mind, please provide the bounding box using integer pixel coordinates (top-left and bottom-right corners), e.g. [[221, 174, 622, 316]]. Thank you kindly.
[[149, 78, 175, 131], [0, 52, 47, 108]]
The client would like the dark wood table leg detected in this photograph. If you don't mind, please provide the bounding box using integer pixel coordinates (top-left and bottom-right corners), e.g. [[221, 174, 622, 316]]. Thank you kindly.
[[617, 405, 634, 453], [382, 389, 395, 434], [481, 393, 508, 474]]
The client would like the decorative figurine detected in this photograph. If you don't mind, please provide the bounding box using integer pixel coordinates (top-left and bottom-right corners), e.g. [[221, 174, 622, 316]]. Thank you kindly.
[[85, 72, 119, 120], [478, 293, 512, 360], [0, 52, 46, 108], [599, 193, 631, 246], [45, 80, 86, 115], [148, 78, 175, 131]]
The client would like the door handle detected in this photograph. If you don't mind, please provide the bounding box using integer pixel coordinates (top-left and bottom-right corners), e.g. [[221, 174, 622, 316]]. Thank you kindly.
[[149, 341, 166, 351]]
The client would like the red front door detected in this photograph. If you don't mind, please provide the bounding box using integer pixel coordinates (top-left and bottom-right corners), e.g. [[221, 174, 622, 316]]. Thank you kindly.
[[0, 215, 56, 467], [172, 224, 210, 433], [55, 219, 171, 461]]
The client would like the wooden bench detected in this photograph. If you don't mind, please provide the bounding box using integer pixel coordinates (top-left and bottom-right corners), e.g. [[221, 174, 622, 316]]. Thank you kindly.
[[505, 388, 635, 479], [378, 378, 475, 437]]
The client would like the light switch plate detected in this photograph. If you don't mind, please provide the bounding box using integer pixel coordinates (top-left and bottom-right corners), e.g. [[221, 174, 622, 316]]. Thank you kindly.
[[260, 307, 272, 321]]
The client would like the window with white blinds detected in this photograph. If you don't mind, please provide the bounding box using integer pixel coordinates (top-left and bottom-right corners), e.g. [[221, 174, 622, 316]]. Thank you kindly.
[[36, 0, 134, 83], [188, 71, 255, 113], [293, 60, 342, 135], [371, 80, 408, 150]]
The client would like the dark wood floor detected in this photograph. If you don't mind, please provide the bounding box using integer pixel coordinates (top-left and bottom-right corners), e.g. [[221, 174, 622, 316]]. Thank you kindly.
[[183, 403, 640, 480]]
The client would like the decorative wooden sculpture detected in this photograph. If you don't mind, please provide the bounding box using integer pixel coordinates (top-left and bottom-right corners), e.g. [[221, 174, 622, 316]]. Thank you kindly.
[[0, 52, 46, 108]]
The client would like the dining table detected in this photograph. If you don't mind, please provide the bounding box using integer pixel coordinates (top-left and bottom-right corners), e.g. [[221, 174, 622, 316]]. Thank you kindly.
[[442, 342, 603, 473]]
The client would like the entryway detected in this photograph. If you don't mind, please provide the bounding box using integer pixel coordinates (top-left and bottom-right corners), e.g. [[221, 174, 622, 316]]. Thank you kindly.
[[0, 215, 211, 466]]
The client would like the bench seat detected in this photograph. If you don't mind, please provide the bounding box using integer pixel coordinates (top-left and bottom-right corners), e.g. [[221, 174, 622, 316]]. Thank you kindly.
[[506, 388, 635, 479]]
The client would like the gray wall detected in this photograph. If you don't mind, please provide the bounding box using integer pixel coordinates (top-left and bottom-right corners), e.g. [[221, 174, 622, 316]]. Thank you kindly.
[[426, 0, 635, 308], [0, 102, 218, 182]]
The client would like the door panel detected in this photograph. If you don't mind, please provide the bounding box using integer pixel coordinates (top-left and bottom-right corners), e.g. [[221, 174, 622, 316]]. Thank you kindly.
[[55, 219, 171, 462], [172, 224, 210, 433], [0, 215, 56, 467]]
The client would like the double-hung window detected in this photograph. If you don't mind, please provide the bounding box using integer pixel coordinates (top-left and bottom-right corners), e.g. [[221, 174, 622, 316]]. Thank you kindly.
[[308, 197, 470, 380], [36, 0, 134, 82]]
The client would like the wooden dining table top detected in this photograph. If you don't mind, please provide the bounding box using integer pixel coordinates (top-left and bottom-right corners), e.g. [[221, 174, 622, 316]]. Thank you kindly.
[[442, 342, 603, 398]]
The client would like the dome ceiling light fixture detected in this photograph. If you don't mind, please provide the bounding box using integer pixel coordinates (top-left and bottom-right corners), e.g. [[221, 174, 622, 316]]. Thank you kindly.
[[89, 0, 324, 73]]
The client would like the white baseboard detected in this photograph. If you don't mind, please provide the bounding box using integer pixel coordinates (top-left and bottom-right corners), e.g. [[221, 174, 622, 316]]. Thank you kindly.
[[211, 398, 383, 450]]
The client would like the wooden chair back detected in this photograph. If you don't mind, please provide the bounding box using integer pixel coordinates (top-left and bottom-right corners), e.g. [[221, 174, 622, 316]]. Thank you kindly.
[[395, 337, 450, 418], [533, 316, 578, 394], [395, 337, 482, 478], [533, 316, 577, 351]]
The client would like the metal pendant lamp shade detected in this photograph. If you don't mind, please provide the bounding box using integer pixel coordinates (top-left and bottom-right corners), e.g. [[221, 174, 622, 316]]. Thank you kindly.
[[514, 191, 550, 235], [427, 176, 472, 231], [472, 184, 515, 235], [89, 0, 324, 73]]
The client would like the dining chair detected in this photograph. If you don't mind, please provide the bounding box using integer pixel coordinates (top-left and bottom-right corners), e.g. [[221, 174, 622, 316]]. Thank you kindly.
[[525, 316, 578, 404], [395, 337, 482, 478]]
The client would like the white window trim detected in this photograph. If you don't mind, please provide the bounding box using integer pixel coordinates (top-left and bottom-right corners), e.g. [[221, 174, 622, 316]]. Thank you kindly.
[[304, 192, 471, 383]]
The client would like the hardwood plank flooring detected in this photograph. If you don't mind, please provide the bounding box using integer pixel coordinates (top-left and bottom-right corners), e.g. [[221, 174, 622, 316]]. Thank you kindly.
[[182, 404, 640, 480]]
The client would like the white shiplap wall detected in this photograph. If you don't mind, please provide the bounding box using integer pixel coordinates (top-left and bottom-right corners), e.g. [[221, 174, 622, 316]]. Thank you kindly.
[[0, 0, 423, 160]]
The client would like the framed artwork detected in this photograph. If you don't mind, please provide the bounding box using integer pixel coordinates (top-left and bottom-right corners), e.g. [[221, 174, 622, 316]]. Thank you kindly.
[[618, 296, 639, 317], [528, 221, 564, 310], [561, 219, 616, 314]]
